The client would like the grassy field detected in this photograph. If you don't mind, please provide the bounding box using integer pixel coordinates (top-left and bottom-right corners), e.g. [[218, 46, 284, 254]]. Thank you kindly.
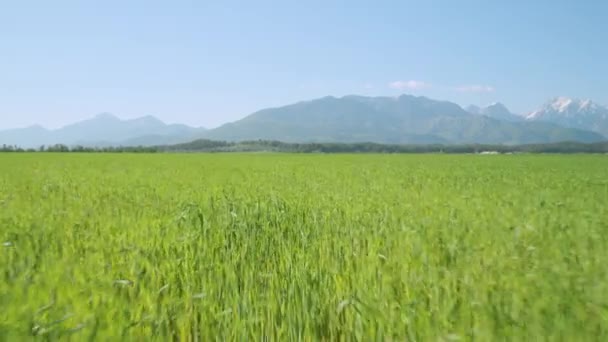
[[1, 153, 607, 340]]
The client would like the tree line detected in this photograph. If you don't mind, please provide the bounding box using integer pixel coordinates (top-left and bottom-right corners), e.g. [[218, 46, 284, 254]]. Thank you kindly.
[[0, 144, 158, 153], [1, 140, 607, 154]]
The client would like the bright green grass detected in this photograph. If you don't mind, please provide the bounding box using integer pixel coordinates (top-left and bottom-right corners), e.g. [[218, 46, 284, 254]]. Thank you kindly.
[[1, 153, 608, 340]]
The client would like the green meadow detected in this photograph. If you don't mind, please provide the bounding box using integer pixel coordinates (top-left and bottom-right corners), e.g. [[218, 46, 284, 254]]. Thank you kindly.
[[1, 153, 607, 340]]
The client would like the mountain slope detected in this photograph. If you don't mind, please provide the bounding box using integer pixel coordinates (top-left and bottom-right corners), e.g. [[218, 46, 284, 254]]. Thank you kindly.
[[526, 97, 608, 137], [203, 95, 603, 144], [204, 95, 452, 144], [0, 114, 207, 147]]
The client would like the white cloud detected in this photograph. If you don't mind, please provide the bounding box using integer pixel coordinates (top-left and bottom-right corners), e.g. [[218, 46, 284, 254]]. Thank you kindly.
[[455, 85, 495, 93], [364, 83, 374, 90], [389, 80, 431, 90]]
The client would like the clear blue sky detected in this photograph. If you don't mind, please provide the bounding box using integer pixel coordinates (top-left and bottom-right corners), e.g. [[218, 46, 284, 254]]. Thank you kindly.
[[1, 0, 606, 129]]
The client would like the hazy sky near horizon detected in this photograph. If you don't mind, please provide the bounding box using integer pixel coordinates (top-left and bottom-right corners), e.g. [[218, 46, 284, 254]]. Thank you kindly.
[[1, 0, 606, 129]]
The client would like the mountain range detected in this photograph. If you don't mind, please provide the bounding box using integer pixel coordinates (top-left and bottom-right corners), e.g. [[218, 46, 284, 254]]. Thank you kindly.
[[1, 95, 607, 147]]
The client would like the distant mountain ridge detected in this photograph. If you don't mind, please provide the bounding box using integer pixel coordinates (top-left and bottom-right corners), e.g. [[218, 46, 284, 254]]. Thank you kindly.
[[467, 103, 524, 122], [0, 113, 207, 148], [1, 95, 606, 147]]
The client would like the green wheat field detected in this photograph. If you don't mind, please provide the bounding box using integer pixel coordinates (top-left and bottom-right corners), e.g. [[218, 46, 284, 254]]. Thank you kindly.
[[1, 153, 608, 340]]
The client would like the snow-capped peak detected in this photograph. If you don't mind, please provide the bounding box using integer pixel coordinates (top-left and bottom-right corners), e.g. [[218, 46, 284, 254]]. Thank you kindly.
[[526, 97, 601, 120], [525, 97, 608, 136], [550, 97, 573, 111], [580, 99, 596, 110], [545, 97, 599, 112]]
